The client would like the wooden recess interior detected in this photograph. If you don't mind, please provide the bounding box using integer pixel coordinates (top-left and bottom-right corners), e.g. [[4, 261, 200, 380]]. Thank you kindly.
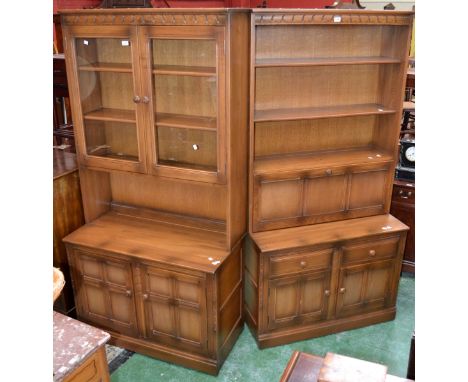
[[61, 8, 250, 375], [245, 9, 413, 348]]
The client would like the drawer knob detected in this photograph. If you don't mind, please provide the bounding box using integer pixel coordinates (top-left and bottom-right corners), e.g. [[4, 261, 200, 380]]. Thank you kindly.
[[399, 190, 404, 195], [325, 169, 332, 175], [142, 96, 150, 104], [339, 287, 346, 294], [133, 95, 141, 103], [369, 249, 376, 257], [324, 290, 330, 296], [407, 191, 412, 197], [300, 261, 307, 268], [143, 293, 148, 300], [126, 289, 132, 297]]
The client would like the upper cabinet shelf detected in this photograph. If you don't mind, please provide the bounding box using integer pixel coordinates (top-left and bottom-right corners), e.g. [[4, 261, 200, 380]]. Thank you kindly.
[[83, 108, 136, 124], [156, 113, 217, 131], [153, 65, 216, 77], [254, 104, 396, 123], [255, 56, 401, 68], [78, 62, 133, 73]]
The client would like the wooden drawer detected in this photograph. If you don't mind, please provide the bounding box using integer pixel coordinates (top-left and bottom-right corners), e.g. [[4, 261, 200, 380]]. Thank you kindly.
[[342, 236, 400, 265], [392, 184, 415, 204], [270, 248, 333, 277]]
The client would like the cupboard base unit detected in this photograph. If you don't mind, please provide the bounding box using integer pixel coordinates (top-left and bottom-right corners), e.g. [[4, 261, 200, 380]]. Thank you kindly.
[[64, 210, 244, 375], [244, 214, 408, 349]]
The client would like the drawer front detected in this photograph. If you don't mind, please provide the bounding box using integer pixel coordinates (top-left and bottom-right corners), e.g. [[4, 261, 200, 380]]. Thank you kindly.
[[270, 248, 333, 277], [342, 236, 400, 265], [392, 185, 415, 204]]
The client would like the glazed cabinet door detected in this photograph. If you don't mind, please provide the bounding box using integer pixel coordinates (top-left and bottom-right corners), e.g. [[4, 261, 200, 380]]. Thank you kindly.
[[138, 265, 208, 354], [139, 26, 226, 183], [63, 25, 147, 173], [70, 249, 138, 336], [335, 259, 394, 318], [267, 270, 331, 330]]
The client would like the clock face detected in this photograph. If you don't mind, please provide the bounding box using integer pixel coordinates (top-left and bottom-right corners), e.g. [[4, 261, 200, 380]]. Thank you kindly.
[[405, 146, 415, 162]]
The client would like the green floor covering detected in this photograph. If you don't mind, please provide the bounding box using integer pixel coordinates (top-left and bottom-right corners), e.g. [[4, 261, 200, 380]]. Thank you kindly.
[[111, 274, 414, 382]]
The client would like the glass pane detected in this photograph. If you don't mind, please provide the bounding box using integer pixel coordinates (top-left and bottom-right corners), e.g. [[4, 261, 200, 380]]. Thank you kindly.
[[151, 38, 218, 172], [75, 38, 139, 162], [157, 126, 217, 171], [84, 120, 139, 161]]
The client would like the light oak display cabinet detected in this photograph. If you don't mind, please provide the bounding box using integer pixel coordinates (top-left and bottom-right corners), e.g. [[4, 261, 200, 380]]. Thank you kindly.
[[245, 9, 413, 348], [61, 8, 250, 375]]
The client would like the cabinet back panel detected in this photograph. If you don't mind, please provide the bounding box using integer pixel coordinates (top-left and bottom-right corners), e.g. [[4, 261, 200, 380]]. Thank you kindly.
[[110, 172, 227, 221], [154, 75, 217, 117], [255, 65, 380, 110], [152, 39, 216, 67], [76, 38, 133, 65], [256, 25, 385, 59], [157, 127, 217, 169], [254, 116, 376, 157], [100, 72, 135, 110]]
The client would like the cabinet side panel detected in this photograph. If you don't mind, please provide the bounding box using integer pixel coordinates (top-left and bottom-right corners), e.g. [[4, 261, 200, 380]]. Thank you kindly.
[[217, 244, 243, 364], [243, 235, 259, 331], [79, 168, 112, 222], [110, 172, 227, 221], [227, 12, 250, 248]]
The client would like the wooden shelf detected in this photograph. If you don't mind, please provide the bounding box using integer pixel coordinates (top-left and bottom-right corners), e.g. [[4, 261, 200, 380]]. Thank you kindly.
[[64, 211, 229, 274], [78, 62, 132, 73], [256, 56, 401, 68], [156, 113, 217, 131], [83, 108, 136, 123], [254, 147, 394, 175], [254, 104, 396, 123], [153, 65, 216, 77]]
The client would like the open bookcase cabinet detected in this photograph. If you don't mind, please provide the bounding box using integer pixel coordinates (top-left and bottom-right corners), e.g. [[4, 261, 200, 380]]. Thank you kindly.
[[244, 9, 413, 348], [61, 8, 249, 375]]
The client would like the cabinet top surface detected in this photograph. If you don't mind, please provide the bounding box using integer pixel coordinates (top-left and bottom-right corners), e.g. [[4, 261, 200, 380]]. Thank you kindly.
[[252, 9, 413, 15], [251, 214, 409, 253], [63, 211, 230, 273], [53, 311, 110, 382]]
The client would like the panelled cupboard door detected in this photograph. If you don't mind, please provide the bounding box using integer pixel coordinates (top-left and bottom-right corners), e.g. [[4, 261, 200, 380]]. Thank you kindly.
[[72, 250, 138, 337], [254, 164, 389, 230], [335, 259, 394, 318], [139, 26, 226, 184], [139, 265, 208, 354], [267, 271, 331, 330], [64, 25, 148, 173]]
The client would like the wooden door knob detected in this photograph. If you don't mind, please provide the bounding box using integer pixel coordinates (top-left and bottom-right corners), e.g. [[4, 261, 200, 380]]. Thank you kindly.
[[143, 293, 148, 300], [126, 290, 132, 297], [133, 95, 141, 103], [142, 96, 150, 104], [339, 287, 346, 294], [325, 169, 332, 175], [324, 290, 330, 296], [300, 261, 307, 268], [369, 249, 376, 257]]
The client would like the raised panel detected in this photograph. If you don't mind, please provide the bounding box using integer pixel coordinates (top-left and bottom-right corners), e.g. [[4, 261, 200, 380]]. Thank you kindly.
[[175, 276, 201, 304], [303, 174, 347, 216], [84, 283, 108, 319], [340, 267, 366, 309], [148, 299, 175, 338], [81, 255, 102, 280], [301, 274, 327, 317], [268, 277, 300, 329], [365, 261, 393, 303], [108, 289, 134, 326], [259, 178, 302, 220], [104, 260, 129, 287], [147, 271, 172, 298], [177, 306, 202, 345], [348, 169, 387, 210]]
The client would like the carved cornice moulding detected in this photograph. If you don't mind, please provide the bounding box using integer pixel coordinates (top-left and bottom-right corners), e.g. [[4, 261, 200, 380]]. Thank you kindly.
[[62, 13, 227, 26], [254, 13, 412, 25]]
